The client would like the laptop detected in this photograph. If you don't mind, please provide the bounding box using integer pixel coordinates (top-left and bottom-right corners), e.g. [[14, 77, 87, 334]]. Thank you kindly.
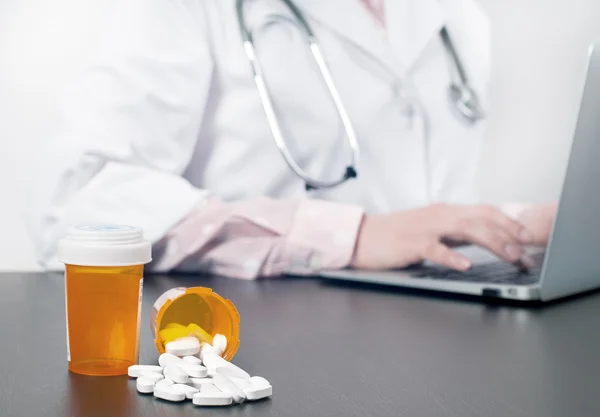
[[320, 42, 600, 302]]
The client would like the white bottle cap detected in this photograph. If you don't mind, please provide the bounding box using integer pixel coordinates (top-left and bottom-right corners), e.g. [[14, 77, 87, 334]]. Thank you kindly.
[[58, 225, 152, 267]]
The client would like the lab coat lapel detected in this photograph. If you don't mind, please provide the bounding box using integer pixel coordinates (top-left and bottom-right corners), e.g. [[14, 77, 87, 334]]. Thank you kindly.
[[384, 0, 446, 71], [299, 0, 399, 78]]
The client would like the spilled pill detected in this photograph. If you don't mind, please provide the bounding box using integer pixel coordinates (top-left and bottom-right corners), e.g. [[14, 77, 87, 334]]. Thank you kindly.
[[203, 353, 250, 380], [155, 378, 174, 389], [171, 384, 199, 399], [128, 365, 163, 378], [158, 353, 183, 368], [199, 343, 222, 361], [244, 385, 272, 401], [164, 364, 189, 384], [182, 356, 202, 365], [165, 336, 201, 357], [212, 372, 246, 403], [193, 392, 233, 407], [201, 383, 221, 393], [178, 362, 207, 378], [136, 376, 156, 394], [154, 386, 186, 402], [249, 376, 271, 388], [189, 377, 215, 390], [140, 371, 164, 384]]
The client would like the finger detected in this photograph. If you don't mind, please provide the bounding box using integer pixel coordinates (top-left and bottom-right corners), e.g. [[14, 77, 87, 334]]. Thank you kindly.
[[515, 253, 536, 272], [484, 206, 533, 244], [451, 221, 523, 263], [422, 243, 472, 271]]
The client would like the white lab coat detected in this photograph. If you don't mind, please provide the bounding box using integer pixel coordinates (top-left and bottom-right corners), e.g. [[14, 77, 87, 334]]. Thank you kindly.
[[27, 0, 491, 268]]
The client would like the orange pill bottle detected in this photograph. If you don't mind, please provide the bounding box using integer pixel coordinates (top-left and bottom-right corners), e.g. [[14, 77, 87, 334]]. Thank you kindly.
[[151, 287, 240, 361], [58, 225, 151, 376]]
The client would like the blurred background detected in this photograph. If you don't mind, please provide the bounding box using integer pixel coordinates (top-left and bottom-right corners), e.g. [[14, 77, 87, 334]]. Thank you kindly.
[[1, 0, 599, 271]]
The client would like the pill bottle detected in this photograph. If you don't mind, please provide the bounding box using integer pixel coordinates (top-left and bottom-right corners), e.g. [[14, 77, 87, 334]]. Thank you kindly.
[[58, 225, 151, 377], [151, 287, 240, 360]]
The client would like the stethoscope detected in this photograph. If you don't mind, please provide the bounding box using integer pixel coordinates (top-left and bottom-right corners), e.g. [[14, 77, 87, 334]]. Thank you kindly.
[[236, 0, 485, 191]]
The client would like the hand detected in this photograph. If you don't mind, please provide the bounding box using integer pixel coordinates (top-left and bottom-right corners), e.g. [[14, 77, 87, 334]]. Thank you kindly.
[[350, 203, 533, 271], [504, 203, 557, 247]]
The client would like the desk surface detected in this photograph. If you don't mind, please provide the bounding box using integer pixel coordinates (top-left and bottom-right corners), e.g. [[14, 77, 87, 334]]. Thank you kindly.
[[1, 272, 600, 417]]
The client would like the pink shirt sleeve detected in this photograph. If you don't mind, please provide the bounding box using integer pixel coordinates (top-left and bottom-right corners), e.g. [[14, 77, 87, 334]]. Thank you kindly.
[[151, 197, 365, 279]]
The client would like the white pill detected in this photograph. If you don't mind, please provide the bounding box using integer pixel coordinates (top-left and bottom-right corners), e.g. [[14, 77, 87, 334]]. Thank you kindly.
[[212, 334, 227, 354], [178, 363, 207, 378], [136, 376, 157, 394], [159, 353, 184, 368], [189, 378, 215, 390], [182, 356, 202, 365], [243, 385, 272, 401], [201, 383, 221, 393], [154, 386, 186, 402], [212, 372, 246, 403], [229, 377, 251, 390], [165, 337, 201, 357], [192, 392, 233, 407], [140, 371, 164, 384], [171, 383, 199, 399], [249, 376, 271, 389], [155, 378, 174, 389], [164, 365, 189, 384], [199, 343, 222, 361], [128, 365, 163, 378], [203, 354, 250, 380]]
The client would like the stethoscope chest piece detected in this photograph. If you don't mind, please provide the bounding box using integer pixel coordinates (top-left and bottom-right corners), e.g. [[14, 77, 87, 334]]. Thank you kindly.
[[448, 82, 484, 125]]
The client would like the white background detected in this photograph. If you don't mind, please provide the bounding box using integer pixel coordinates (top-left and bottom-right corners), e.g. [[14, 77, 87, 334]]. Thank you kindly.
[[1, 0, 600, 271]]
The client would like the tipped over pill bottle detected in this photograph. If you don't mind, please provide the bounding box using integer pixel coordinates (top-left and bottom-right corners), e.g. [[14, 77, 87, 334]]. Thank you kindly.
[[58, 225, 151, 376], [151, 287, 240, 360]]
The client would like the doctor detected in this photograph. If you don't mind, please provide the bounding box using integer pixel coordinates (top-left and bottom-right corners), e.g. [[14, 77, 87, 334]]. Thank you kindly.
[[28, 0, 555, 278]]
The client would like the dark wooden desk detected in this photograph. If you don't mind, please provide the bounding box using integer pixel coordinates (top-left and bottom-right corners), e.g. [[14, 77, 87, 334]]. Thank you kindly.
[[1, 272, 600, 417]]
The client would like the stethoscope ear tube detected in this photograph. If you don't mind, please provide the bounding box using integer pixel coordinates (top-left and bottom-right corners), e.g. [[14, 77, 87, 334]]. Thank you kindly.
[[237, 0, 361, 191]]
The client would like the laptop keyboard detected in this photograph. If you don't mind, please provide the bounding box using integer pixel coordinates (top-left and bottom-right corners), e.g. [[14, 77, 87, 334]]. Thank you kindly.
[[408, 252, 545, 286]]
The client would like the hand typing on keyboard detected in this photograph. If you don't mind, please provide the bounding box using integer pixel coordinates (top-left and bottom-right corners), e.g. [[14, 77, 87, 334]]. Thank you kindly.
[[350, 203, 534, 272]]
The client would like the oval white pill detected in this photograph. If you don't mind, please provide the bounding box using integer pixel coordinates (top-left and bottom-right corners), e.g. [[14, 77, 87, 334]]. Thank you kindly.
[[155, 378, 174, 389], [165, 336, 201, 357], [164, 365, 189, 384], [201, 353, 228, 371], [199, 344, 222, 361], [159, 353, 184, 368], [182, 356, 202, 365], [136, 376, 156, 394], [243, 385, 272, 401], [212, 373, 246, 403], [140, 371, 164, 384], [212, 334, 227, 354], [192, 392, 233, 407], [203, 354, 251, 380], [154, 386, 186, 402], [171, 383, 199, 399], [128, 365, 163, 378], [249, 376, 271, 389], [229, 377, 251, 390], [201, 383, 221, 393], [178, 363, 208, 378], [189, 378, 215, 390]]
